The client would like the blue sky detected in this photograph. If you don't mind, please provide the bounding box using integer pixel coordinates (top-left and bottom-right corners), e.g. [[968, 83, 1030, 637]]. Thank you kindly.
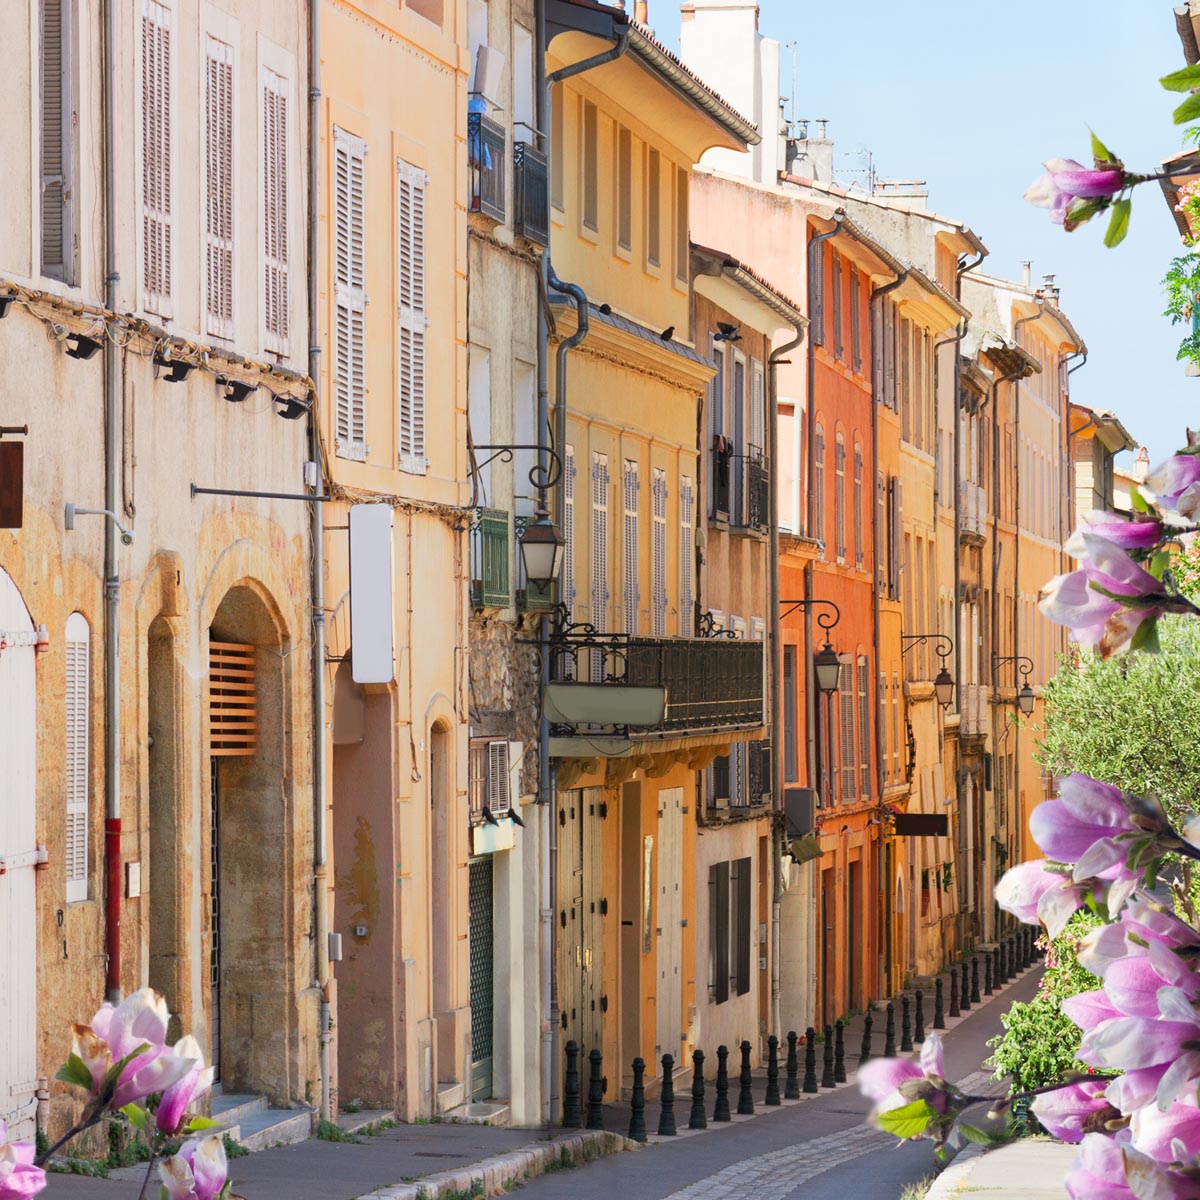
[[664, 0, 1196, 464]]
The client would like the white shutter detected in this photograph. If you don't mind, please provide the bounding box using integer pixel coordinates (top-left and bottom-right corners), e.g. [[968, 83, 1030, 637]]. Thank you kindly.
[[750, 362, 765, 453], [41, 0, 73, 281], [397, 158, 428, 474], [204, 37, 234, 338], [652, 468, 667, 636], [262, 68, 290, 353], [564, 445, 576, 614], [334, 127, 367, 460], [141, 0, 172, 317], [623, 460, 639, 635], [65, 613, 90, 904], [591, 452, 609, 636], [679, 475, 694, 635], [486, 740, 510, 814]]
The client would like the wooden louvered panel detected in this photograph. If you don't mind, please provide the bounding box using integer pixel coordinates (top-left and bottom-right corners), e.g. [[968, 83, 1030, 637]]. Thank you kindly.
[[263, 70, 289, 352], [41, 0, 67, 276], [205, 38, 234, 338], [563, 446, 576, 614], [334, 126, 367, 458], [397, 159, 427, 474], [64, 619, 90, 903], [208, 641, 257, 757], [141, 0, 172, 316], [623, 460, 639, 635], [679, 475, 693, 635]]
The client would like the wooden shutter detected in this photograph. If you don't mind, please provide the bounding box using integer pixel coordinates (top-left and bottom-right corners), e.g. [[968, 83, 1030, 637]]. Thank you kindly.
[[887, 475, 903, 600], [65, 613, 89, 903], [623, 459, 639, 635], [652, 469, 667, 636], [858, 656, 871, 799], [875, 471, 887, 597], [204, 37, 234, 339], [750, 362, 765, 454], [814, 425, 825, 546], [334, 127, 367, 460], [646, 147, 660, 265], [732, 857, 751, 997], [675, 166, 688, 283], [591, 453, 609, 638], [709, 862, 729, 1004], [831, 255, 843, 361], [582, 100, 598, 231], [679, 475, 694, 635], [783, 645, 797, 782], [397, 159, 428, 474], [208, 641, 257, 757], [262, 68, 289, 352], [850, 267, 861, 371], [563, 445, 576, 614], [853, 445, 863, 568], [141, 0, 172, 317], [834, 435, 846, 560], [878, 670, 888, 784], [486, 740, 510, 814], [839, 659, 856, 801], [41, 0, 72, 281]]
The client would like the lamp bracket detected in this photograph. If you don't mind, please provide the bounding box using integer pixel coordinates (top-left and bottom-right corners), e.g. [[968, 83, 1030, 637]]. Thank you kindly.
[[991, 653, 1034, 682], [190, 484, 330, 504], [901, 632, 954, 661], [470, 444, 563, 494], [779, 598, 840, 633]]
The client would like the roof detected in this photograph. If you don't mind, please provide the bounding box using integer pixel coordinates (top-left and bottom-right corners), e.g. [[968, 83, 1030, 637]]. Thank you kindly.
[[1069, 403, 1136, 453], [690, 243, 806, 330], [974, 331, 1042, 379], [546, 0, 759, 146], [548, 291, 715, 367]]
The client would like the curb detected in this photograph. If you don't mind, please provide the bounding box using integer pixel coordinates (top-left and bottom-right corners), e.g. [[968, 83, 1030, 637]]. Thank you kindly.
[[359, 1130, 637, 1199], [925, 1144, 986, 1199]]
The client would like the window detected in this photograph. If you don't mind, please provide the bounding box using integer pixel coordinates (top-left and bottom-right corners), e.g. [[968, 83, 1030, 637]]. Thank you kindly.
[[617, 125, 632, 250], [878, 670, 888, 784], [831, 256, 843, 361], [141, 0, 172, 316], [333, 127, 367, 460], [675, 166, 688, 284], [204, 37, 234, 338], [850, 267, 861, 372], [652, 468, 667, 635], [891, 671, 901, 779], [858, 656, 871, 798], [469, 739, 511, 823], [731, 355, 746, 524], [646, 148, 661, 265], [262, 68, 289, 352], [887, 475, 902, 600], [783, 645, 797, 782], [623, 459, 639, 635], [900, 318, 912, 442], [512, 25, 534, 145], [834, 433, 846, 561], [65, 613, 90, 903], [839, 659, 857, 802], [550, 85, 564, 209], [397, 158, 428, 474], [853, 443, 863, 567], [591, 453, 610, 636], [814, 424, 825, 547], [731, 857, 751, 996], [708, 862, 729, 1003], [708, 859, 751, 1004], [41, 0, 75, 282], [563, 445, 576, 613], [679, 475, 694, 634], [581, 99, 598, 232]]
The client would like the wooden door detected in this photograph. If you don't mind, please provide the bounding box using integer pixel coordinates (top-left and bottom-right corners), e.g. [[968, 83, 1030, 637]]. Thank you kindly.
[[655, 787, 683, 1061]]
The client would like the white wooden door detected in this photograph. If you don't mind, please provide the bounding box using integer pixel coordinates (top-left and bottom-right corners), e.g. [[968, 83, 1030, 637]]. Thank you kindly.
[[655, 787, 683, 1061], [0, 568, 38, 1139]]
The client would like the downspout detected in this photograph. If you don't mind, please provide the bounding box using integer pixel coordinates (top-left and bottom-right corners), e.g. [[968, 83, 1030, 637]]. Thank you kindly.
[[546, 26, 631, 86], [768, 317, 806, 1042], [102, 0, 122, 1004], [307, 0, 332, 1123]]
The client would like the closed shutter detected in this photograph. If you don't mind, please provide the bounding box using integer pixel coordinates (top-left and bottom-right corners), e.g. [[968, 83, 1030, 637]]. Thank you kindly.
[[208, 641, 257, 757], [204, 37, 234, 339], [887, 475, 903, 600], [834, 435, 846, 560], [709, 862, 729, 1004], [398, 159, 428, 473], [750, 362, 765, 454], [65, 613, 90, 903], [623, 460, 639, 635], [41, 0, 72, 281], [591, 453, 609, 647], [853, 445, 863, 567], [334, 127, 367, 459], [652, 468, 667, 636], [679, 475, 694, 634], [675, 166, 688, 283], [783, 646, 797, 782], [875, 471, 887, 596], [732, 857, 751, 997], [814, 426, 825, 545], [858, 656, 871, 798], [850, 268, 861, 371], [839, 659, 856, 801], [563, 445, 576, 614], [486, 740, 510, 814], [891, 672, 901, 779], [831, 256, 843, 361], [878, 670, 889, 784], [262, 69, 289, 352], [141, 0, 172, 317]]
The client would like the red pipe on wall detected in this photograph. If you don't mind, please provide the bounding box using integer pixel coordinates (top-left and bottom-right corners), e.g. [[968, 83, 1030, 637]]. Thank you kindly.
[[105, 817, 121, 999]]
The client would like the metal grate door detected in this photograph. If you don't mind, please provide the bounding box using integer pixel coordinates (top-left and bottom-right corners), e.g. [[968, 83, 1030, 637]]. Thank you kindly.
[[468, 856, 494, 1101]]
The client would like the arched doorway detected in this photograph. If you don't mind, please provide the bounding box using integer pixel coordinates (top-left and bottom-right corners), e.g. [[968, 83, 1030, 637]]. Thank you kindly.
[[207, 584, 290, 1097]]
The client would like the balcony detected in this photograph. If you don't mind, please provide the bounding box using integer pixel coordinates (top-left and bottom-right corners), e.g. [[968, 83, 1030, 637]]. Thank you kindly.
[[470, 507, 510, 610], [958, 480, 988, 543], [743, 449, 770, 533], [468, 112, 505, 223], [711, 442, 769, 532], [513, 142, 549, 247], [514, 514, 557, 613], [711, 441, 732, 520], [960, 682, 988, 738]]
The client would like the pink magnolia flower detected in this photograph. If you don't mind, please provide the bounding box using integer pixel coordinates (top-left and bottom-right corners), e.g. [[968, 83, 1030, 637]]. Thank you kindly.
[[995, 860, 1087, 938], [1131, 1092, 1200, 1164], [1025, 159, 1125, 226], [1030, 1080, 1114, 1143], [0, 1121, 45, 1199], [1065, 511, 1163, 557], [1039, 534, 1174, 657], [1066, 1133, 1181, 1200], [1144, 454, 1200, 520], [1028, 775, 1139, 864], [1063, 988, 1124, 1034], [1101, 939, 1200, 1020], [159, 1135, 228, 1200], [858, 1033, 952, 1122], [156, 1036, 215, 1136]]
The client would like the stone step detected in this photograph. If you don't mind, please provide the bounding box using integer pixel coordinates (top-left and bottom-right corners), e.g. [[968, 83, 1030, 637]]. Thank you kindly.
[[233, 1106, 313, 1153], [336, 1108, 395, 1135], [210, 1090, 268, 1131], [435, 1081, 465, 1114], [442, 1101, 511, 1126]]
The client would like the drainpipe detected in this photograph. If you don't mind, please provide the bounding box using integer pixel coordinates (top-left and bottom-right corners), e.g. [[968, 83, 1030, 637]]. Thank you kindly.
[[102, 0, 122, 1005], [545, 26, 631, 87], [307, 0, 332, 1123], [768, 317, 806, 1041]]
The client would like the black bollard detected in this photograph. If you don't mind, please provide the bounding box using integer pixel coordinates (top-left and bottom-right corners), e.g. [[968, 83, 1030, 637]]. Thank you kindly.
[[766, 1035, 781, 1105], [884, 1001, 896, 1057], [900, 995, 913, 1052], [949, 966, 961, 1018], [1008, 936, 1017, 976], [689, 1049, 707, 1130], [984, 950, 994, 995], [785, 1031, 800, 1098], [563, 1040, 582, 1128], [803, 1027, 819, 1093], [914, 989, 926, 1043], [821, 1025, 836, 1089], [859, 1012, 873, 1066], [1024, 929, 1033, 968], [959, 960, 972, 1012], [713, 1045, 732, 1121], [998, 940, 1008, 983], [658, 1053, 677, 1136], [737, 1040, 755, 1114], [933, 978, 946, 1030], [628, 1057, 647, 1143], [971, 956, 981, 1005], [834, 1021, 846, 1083], [586, 1048, 605, 1130]]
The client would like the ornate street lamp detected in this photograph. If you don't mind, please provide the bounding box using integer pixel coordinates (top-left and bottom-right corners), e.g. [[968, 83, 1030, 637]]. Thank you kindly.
[[993, 654, 1036, 717], [901, 633, 956, 710], [813, 640, 841, 695], [518, 513, 563, 586]]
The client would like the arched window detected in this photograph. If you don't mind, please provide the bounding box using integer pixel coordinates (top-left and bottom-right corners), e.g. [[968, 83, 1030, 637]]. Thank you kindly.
[[65, 613, 90, 903], [853, 441, 863, 567], [834, 433, 846, 561], [814, 423, 825, 548]]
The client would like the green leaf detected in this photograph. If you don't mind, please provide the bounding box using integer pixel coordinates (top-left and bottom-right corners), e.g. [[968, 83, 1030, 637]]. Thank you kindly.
[[56, 1053, 96, 1092], [1174, 92, 1200, 125], [1130, 486, 1152, 513], [121, 1103, 149, 1131], [1090, 129, 1118, 165], [185, 1116, 220, 1133], [1063, 196, 1108, 232], [877, 1098, 938, 1140], [1130, 619, 1162, 655], [1162, 64, 1200, 92], [1149, 550, 1171, 581], [958, 1122, 994, 1145], [1104, 199, 1132, 248]]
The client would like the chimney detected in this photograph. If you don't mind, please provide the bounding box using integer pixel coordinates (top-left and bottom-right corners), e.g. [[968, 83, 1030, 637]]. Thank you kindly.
[[1021, 260, 1032, 288], [1134, 446, 1150, 482], [1042, 272, 1060, 306], [786, 118, 834, 185], [635, 1, 648, 23]]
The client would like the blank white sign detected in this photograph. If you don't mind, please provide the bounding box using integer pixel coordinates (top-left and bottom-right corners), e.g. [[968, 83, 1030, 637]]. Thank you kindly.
[[349, 504, 395, 684]]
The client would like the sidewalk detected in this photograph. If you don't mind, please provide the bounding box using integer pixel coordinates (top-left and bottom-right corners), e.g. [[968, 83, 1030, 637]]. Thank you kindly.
[[40, 949, 1042, 1200], [928, 1140, 1077, 1199]]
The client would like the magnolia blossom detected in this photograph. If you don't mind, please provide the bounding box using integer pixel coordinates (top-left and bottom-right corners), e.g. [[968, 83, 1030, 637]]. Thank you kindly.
[[1028, 775, 1141, 864], [0, 1121, 45, 1200], [1143, 454, 1200, 521], [1131, 1092, 1200, 1164], [858, 1033, 953, 1124], [1065, 1133, 1180, 1200], [1025, 159, 1125, 227], [157, 1036, 215, 1136], [159, 1135, 228, 1200], [1030, 1080, 1115, 1143], [72, 988, 196, 1111], [1039, 534, 1174, 656], [1065, 510, 1163, 557], [995, 859, 1088, 938]]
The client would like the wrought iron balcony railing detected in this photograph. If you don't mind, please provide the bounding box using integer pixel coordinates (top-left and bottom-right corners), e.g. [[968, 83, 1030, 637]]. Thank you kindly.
[[468, 112, 506, 223], [710, 442, 769, 532], [743, 450, 769, 532], [470, 506, 510, 610], [710, 441, 732, 520], [513, 142, 549, 246]]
